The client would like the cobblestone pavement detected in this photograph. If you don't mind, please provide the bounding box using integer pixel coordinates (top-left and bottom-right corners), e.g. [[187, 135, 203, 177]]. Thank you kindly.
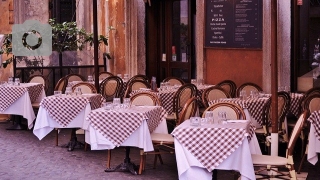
[[0, 120, 319, 180]]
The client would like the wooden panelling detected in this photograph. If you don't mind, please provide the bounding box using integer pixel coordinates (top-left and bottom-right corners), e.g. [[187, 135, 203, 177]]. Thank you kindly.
[[205, 49, 263, 88]]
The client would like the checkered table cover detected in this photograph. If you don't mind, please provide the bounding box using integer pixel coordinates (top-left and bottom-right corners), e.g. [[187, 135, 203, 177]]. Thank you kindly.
[[289, 93, 304, 117], [307, 110, 320, 141], [171, 121, 255, 172], [0, 83, 43, 112], [40, 94, 103, 127], [130, 84, 213, 114], [86, 106, 167, 147], [209, 97, 270, 126]]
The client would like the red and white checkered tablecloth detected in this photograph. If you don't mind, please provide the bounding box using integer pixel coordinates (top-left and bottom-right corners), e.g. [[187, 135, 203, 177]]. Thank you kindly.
[[209, 98, 269, 126], [307, 110, 320, 141], [40, 94, 103, 127], [86, 106, 167, 147], [0, 83, 43, 112], [289, 93, 304, 117], [171, 121, 254, 172]]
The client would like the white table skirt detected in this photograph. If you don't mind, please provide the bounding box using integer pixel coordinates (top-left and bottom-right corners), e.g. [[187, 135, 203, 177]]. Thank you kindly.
[[84, 118, 168, 152], [2, 89, 45, 129], [33, 103, 91, 140], [175, 134, 261, 180], [308, 124, 320, 165]]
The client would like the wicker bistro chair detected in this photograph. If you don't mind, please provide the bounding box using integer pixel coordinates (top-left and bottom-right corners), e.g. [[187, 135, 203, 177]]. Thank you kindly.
[[127, 74, 149, 85], [71, 82, 97, 94], [216, 80, 237, 98], [27, 75, 49, 93], [252, 111, 308, 179], [166, 83, 198, 124], [255, 92, 291, 154], [202, 102, 246, 120], [202, 86, 231, 108], [130, 92, 161, 106], [65, 73, 85, 82], [94, 71, 114, 81], [54, 77, 68, 94], [99, 76, 123, 102], [124, 80, 151, 98], [139, 97, 198, 175], [297, 93, 320, 173], [236, 82, 263, 97], [163, 77, 185, 86]]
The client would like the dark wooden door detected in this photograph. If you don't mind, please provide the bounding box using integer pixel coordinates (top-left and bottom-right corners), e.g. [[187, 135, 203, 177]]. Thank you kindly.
[[146, 0, 195, 83]]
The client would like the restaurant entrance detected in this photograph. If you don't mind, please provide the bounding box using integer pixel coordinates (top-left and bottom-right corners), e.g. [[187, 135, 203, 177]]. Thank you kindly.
[[146, 0, 196, 83]]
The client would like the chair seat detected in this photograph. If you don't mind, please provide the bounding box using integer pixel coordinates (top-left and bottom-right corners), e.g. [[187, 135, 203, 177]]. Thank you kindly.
[[32, 102, 41, 108], [252, 154, 288, 166], [166, 114, 176, 120], [151, 133, 174, 143]]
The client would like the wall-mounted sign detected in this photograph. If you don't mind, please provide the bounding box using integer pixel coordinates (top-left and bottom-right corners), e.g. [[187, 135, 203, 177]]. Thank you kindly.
[[205, 0, 263, 49]]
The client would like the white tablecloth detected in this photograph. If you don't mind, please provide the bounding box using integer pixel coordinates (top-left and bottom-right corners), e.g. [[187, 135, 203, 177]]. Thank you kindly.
[[174, 121, 261, 180], [308, 124, 320, 165], [1, 84, 45, 129]]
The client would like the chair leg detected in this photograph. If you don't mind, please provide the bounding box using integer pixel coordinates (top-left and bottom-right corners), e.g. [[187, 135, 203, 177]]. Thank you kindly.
[[143, 155, 146, 171], [84, 143, 88, 151], [107, 150, 111, 168], [157, 154, 164, 165], [139, 150, 144, 175], [298, 147, 307, 174], [55, 129, 59, 146], [153, 154, 158, 169]]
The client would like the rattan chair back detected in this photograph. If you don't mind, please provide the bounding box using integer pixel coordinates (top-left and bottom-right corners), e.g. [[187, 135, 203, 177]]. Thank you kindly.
[[27, 75, 49, 93], [54, 77, 67, 93], [72, 82, 97, 94], [202, 86, 230, 108], [203, 102, 246, 120], [172, 83, 198, 119], [130, 92, 161, 106], [177, 97, 198, 125], [163, 77, 185, 86], [216, 80, 237, 98], [124, 80, 151, 98], [99, 76, 123, 102], [65, 73, 85, 82], [96, 71, 114, 81], [236, 82, 262, 97]]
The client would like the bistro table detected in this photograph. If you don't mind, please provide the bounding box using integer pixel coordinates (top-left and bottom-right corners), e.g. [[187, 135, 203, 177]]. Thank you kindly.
[[33, 93, 103, 151], [0, 83, 45, 129], [84, 105, 167, 174], [172, 120, 261, 180], [130, 84, 213, 114], [307, 110, 320, 164]]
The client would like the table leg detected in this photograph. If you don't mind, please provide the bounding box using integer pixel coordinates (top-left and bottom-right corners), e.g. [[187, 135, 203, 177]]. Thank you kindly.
[[6, 115, 27, 130], [61, 128, 84, 151], [105, 147, 138, 175], [212, 169, 218, 180]]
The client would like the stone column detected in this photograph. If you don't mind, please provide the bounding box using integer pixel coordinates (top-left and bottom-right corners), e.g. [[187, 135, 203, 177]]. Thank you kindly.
[[196, 0, 205, 81]]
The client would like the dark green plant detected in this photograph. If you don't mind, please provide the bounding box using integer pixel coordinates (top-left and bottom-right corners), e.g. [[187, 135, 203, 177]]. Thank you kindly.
[[0, 19, 110, 68]]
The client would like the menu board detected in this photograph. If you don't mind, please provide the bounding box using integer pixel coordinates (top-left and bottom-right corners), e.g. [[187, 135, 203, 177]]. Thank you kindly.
[[205, 0, 262, 49]]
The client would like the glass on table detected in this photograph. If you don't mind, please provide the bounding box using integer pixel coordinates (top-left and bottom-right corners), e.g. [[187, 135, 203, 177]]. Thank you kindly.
[[54, 90, 62, 97], [14, 78, 20, 86], [74, 87, 82, 96], [8, 77, 13, 85], [123, 98, 131, 109], [113, 98, 121, 109], [102, 102, 113, 110], [87, 75, 93, 83], [0, 81, 6, 86], [218, 111, 227, 124], [190, 117, 201, 126], [204, 111, 214, 124], [117, 74, 122, 79], [160, 82, 166, 91], [239, 90, 247, 100], [191, 79, 197, 85]]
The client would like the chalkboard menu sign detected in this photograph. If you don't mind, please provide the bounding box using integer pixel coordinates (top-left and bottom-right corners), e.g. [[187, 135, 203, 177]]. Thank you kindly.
[[205, 0, 262, 49]]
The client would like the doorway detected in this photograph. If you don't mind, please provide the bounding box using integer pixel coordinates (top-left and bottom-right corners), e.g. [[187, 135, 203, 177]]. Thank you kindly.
[[146, 0, 195, 83]]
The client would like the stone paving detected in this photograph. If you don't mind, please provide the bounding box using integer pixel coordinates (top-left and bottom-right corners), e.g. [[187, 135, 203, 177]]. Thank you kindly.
[[0, 120, 319, 180]]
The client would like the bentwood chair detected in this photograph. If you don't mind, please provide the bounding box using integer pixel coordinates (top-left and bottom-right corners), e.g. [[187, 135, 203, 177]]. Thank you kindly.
[[202, 102, 246, 120], [27, 75, 49, 110], [99, 76, 123, 102], [94, 71, 114, 81], [65, 73, 85, 82], [54, 77, 68, 94], [139, 97, 198, 175], [124, 80, 151, 98], [236, 82, 263, 97], [202, 86, 231, 108], [127, 74, 149, 85], [27, 75, 49, 93], [216, 80, 237, 98], [163, 77, 185, 86], [71, 82, 97, 94], [166, 83, 198, 127], [252, 111, 307, 179], [130, 92, 161, 106]]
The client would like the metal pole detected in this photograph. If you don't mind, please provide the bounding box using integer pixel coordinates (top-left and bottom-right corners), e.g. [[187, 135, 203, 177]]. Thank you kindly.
[[93, 0, 99, 92], [271, 0, 278, 156]]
